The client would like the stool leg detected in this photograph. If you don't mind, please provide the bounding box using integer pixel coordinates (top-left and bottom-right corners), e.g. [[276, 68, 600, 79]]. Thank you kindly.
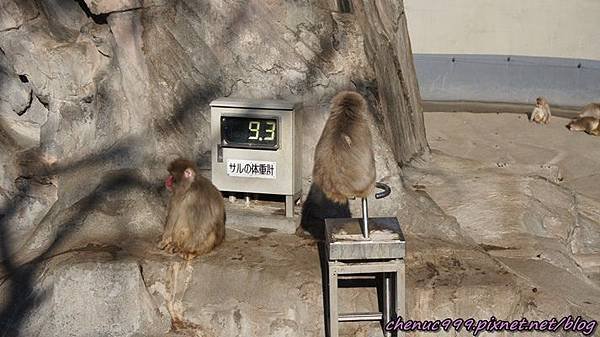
[[395, 263, 406, 337], [382, 272, 392, 337], [328, 264, 339, 337]]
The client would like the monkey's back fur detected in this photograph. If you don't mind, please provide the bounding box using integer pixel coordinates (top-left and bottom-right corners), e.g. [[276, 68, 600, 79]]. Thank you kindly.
[[579, 103, 600, 119], [312, 91, 376, 204], [162, 159, 225, 259]]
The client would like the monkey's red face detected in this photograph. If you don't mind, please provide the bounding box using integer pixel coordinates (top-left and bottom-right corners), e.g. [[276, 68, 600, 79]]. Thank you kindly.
[[165, 175, 175, 191], [165, 167, 195, 192]]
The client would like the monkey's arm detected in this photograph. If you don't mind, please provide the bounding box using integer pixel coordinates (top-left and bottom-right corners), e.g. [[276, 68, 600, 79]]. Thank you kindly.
[[158, 201, 180, 249]]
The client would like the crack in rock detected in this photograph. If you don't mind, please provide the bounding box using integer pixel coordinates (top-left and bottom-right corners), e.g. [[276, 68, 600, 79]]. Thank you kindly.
[[0, 11, 40, 33], [15, 88, 33, 116]]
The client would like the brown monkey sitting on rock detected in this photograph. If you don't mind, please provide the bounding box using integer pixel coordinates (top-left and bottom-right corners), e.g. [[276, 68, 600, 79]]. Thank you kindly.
[[159, 158, 225, 259]]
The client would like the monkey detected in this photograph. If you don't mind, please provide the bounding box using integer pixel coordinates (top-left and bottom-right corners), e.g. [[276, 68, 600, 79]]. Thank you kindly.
[[313, 91, 376, 202], [577, 103, 600, 119], [298, 91, 376, 240], [566, 116, 600, 136], [530, 97, 551, 124], [158, 158, 225, 259]]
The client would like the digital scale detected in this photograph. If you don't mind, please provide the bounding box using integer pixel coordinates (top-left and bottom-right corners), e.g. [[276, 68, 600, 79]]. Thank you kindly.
[[210, 98, 302, 217]]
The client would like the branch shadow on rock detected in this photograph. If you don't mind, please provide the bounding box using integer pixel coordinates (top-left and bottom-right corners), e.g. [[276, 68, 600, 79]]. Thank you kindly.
[[0, 164, 163, 336]]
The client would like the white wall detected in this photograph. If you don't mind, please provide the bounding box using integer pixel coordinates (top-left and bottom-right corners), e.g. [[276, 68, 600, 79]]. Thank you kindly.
[[404, 0, 600, 61]]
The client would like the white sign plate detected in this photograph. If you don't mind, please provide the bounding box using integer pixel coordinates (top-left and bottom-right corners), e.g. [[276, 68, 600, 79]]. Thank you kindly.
[[226, 159, 276, 179]]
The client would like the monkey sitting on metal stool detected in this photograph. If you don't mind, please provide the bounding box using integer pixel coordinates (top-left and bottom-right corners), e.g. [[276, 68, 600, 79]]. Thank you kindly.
[[298, 91, 376, 240]]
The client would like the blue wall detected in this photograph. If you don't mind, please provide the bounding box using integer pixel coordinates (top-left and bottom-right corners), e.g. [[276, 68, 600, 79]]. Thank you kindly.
[[413, 54, 600, 108]]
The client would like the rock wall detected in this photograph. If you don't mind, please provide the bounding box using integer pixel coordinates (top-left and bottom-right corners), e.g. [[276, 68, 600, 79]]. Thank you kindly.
[[0, 0, 354, 256], [0, 0, 427, 260]]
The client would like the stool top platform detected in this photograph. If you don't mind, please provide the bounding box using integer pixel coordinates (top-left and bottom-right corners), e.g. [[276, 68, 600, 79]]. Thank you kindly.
[[325, 217, 405, 261]]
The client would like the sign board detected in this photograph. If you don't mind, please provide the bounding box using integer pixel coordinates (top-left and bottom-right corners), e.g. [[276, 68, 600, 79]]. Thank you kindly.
[[226, 159, 276, 179], [210, 98, 302, 217]]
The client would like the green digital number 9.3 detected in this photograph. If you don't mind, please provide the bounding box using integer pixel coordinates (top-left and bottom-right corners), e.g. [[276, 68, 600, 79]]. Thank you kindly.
[[248, 121, 260, 140]]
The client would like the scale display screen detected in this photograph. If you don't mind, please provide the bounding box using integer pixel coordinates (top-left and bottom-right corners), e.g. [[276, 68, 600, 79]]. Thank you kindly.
[[221, 116, 278, 150]]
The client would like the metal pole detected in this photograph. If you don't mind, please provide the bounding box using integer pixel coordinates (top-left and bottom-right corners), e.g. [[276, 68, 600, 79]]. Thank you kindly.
[[361, 197, 369, 239], [383, 273, 392, 337], [338, 312, 383, 322]]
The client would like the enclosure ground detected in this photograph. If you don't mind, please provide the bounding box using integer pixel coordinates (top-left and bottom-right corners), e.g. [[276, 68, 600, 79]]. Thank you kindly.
[[423, 112, 600, 200]]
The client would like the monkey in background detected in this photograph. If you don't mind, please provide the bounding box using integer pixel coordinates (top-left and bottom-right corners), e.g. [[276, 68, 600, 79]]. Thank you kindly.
[[298, 91, 376, 240], [159, 158, 225, 259], [530, 97, 551, 124], [566, 116, 600, 136], [577, 103, 600, 119]]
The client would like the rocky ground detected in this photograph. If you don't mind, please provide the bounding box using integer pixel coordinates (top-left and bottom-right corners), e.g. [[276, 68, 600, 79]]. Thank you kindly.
[[405, 112, 600, 335], [3, 111, 599, 337], [423, 112, 600, 200]]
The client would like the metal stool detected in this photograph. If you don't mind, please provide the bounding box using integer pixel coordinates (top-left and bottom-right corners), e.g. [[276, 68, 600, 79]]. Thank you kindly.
[[324, 183, 406, 337]]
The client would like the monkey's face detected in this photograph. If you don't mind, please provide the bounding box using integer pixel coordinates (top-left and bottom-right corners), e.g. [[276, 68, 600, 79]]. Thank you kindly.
[[166, 158, 197, 193], [566, 121, 574, 130], [566, 120, 583, 131], [165, 175, 175, 191], [165, 167, 195, 193]]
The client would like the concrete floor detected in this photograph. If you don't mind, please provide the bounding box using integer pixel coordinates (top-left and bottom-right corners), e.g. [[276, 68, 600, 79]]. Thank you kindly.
[[424, 112, 600, 200]]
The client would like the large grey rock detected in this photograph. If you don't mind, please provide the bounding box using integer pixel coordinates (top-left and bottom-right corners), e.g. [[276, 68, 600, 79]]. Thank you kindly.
[[1, 177, 58, 257], [419, 112, 600, 282], [1, 252, 171, 337], [0, 0, 38, 32], [0, 53, 48, 150], [139, 230, 526, 337], [403, 112, 600, 334], [405, 152, 600, 283], [13, 169, 166, 264]]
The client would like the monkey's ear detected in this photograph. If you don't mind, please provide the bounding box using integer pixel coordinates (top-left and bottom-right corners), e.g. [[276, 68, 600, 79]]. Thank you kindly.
[[184, 168, 195, 179]]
